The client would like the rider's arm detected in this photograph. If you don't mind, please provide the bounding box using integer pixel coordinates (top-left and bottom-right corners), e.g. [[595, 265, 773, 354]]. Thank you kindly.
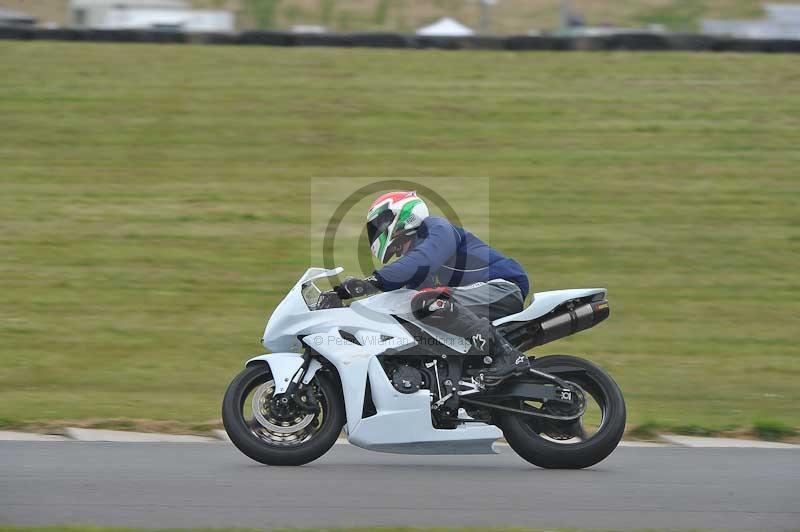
[[373, 217, 460, 291]]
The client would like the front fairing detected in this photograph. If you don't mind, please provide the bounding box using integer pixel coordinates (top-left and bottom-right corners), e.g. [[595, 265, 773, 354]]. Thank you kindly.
[[261, 267, 468, 354], [261, 267, 343, 352]]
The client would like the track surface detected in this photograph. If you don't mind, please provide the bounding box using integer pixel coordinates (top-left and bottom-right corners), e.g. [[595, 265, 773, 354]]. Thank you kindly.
[[1, 442, 798, 530]]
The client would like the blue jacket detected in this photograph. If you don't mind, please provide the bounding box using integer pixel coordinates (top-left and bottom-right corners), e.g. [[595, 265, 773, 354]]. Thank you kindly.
[[373, 216, 530, 298]]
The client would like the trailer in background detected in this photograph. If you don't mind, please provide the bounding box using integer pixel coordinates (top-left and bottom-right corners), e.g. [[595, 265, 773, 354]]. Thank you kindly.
[[0, 7, 36, 28], [69, 0, 234, 33]]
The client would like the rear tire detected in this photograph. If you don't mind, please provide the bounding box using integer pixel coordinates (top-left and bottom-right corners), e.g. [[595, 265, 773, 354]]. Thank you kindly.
[[222, 363, 345, 466], [499, 355, 626, 469]]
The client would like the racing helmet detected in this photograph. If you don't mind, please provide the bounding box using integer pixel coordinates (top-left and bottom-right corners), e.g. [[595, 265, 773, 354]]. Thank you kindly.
[[366, 191, 429, 263]]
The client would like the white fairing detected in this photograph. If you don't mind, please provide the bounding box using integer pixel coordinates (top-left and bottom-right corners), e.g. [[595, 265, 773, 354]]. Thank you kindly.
[[253, 268, 603, 454], [353, 290, 472, 353], [255, 267, 501, 454], [246, 352, 304, 394], [493, 288, 607, 326], [261, 267, 345, 352]]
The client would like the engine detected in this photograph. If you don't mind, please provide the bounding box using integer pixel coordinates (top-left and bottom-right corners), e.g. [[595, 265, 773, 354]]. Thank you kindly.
[[390, 365, 424, 393], [381, 352, 488, 430], [383, 355, 444, 395]]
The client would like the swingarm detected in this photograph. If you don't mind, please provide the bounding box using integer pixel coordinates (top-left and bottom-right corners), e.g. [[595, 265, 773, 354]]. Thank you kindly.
[[455, 370, 587, 421]]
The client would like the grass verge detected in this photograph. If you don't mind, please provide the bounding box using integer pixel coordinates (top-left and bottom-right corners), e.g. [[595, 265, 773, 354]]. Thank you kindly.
[[0, 527, 714, 532], [1, 42, 799, 433], [753, 419, 798, 441]]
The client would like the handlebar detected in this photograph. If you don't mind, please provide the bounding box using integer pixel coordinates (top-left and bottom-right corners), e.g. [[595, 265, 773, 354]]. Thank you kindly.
[[316, 290, 344, 310]]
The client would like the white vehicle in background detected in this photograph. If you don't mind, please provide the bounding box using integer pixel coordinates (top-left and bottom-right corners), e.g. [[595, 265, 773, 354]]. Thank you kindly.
[[222, 267, 625, 469]]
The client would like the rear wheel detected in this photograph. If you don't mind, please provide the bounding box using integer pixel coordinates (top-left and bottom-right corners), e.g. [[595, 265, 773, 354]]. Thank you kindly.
[[222, 363, 345, 466], [499, 355, 626, 469]]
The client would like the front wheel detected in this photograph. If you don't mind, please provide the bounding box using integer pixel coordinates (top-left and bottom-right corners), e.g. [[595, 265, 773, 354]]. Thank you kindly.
[[222, 363, 345, 466], [499, 355, 626, 469]]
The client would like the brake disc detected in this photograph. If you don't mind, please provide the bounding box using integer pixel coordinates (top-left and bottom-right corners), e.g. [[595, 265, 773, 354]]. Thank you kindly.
[[251, 380, 315, 434]]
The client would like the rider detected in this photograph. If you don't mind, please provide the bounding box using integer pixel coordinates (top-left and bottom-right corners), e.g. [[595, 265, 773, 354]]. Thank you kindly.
[[334, 191, 532, 383]]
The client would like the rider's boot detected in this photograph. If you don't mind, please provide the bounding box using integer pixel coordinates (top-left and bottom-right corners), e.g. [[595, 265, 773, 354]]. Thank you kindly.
[[481, 330, 531, 385]]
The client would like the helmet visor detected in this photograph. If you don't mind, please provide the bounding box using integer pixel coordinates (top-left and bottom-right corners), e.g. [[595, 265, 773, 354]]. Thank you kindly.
[[367, 209, 394, 247]]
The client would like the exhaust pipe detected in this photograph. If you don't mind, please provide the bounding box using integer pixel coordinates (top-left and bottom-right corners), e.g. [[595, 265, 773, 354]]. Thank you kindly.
[[533, 300, 610, 347]]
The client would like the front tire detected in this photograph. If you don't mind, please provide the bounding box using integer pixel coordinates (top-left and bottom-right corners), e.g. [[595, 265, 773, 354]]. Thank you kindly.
[[499, 355, 626, 469], [222, 363, 345, 466]]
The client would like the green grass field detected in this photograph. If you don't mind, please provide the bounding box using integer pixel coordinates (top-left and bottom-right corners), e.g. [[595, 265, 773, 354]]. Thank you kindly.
[[0, 525, 740, 532], [1, 42, 798, 436], [0, 527, 667, 532]]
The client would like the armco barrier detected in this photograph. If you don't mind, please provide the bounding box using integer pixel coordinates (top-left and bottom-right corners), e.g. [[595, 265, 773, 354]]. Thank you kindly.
[[1, 27, 799, 52]]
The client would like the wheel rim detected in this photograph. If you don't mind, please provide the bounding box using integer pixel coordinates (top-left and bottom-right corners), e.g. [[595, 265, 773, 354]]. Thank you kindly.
[[241, 376, 329, 447], [519, 370, 609, 445]]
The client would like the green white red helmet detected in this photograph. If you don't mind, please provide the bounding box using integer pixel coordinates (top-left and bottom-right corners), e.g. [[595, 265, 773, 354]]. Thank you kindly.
[[366, 191, 429, 263]]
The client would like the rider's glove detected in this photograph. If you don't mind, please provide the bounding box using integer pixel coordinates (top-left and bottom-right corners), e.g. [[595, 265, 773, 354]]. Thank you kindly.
[[334, 276, 382, 299]]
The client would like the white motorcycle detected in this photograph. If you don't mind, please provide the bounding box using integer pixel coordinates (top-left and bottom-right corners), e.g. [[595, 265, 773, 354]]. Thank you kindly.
[[222, 267, 626, 469]]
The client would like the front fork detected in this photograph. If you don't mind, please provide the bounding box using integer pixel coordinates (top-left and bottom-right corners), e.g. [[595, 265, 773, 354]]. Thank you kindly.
[[276, 351, 324, 413]]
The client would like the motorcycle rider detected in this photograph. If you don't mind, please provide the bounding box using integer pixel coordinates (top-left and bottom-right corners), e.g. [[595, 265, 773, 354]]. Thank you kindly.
[[334, 190, 531, 383]]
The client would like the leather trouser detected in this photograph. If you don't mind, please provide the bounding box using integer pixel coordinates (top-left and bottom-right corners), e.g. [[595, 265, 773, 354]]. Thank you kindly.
[[409, 282, 524, 358]]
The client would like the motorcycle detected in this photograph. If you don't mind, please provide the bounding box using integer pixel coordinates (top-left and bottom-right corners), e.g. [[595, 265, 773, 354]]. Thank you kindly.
[[222, 267, 626, 469]]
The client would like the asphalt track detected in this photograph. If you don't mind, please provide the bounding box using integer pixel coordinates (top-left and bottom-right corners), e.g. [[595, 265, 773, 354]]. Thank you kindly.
[[1, 441, 798, 530]]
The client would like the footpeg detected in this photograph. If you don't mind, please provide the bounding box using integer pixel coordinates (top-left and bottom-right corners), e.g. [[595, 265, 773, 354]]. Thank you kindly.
[[457, 377, 484, 396]]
